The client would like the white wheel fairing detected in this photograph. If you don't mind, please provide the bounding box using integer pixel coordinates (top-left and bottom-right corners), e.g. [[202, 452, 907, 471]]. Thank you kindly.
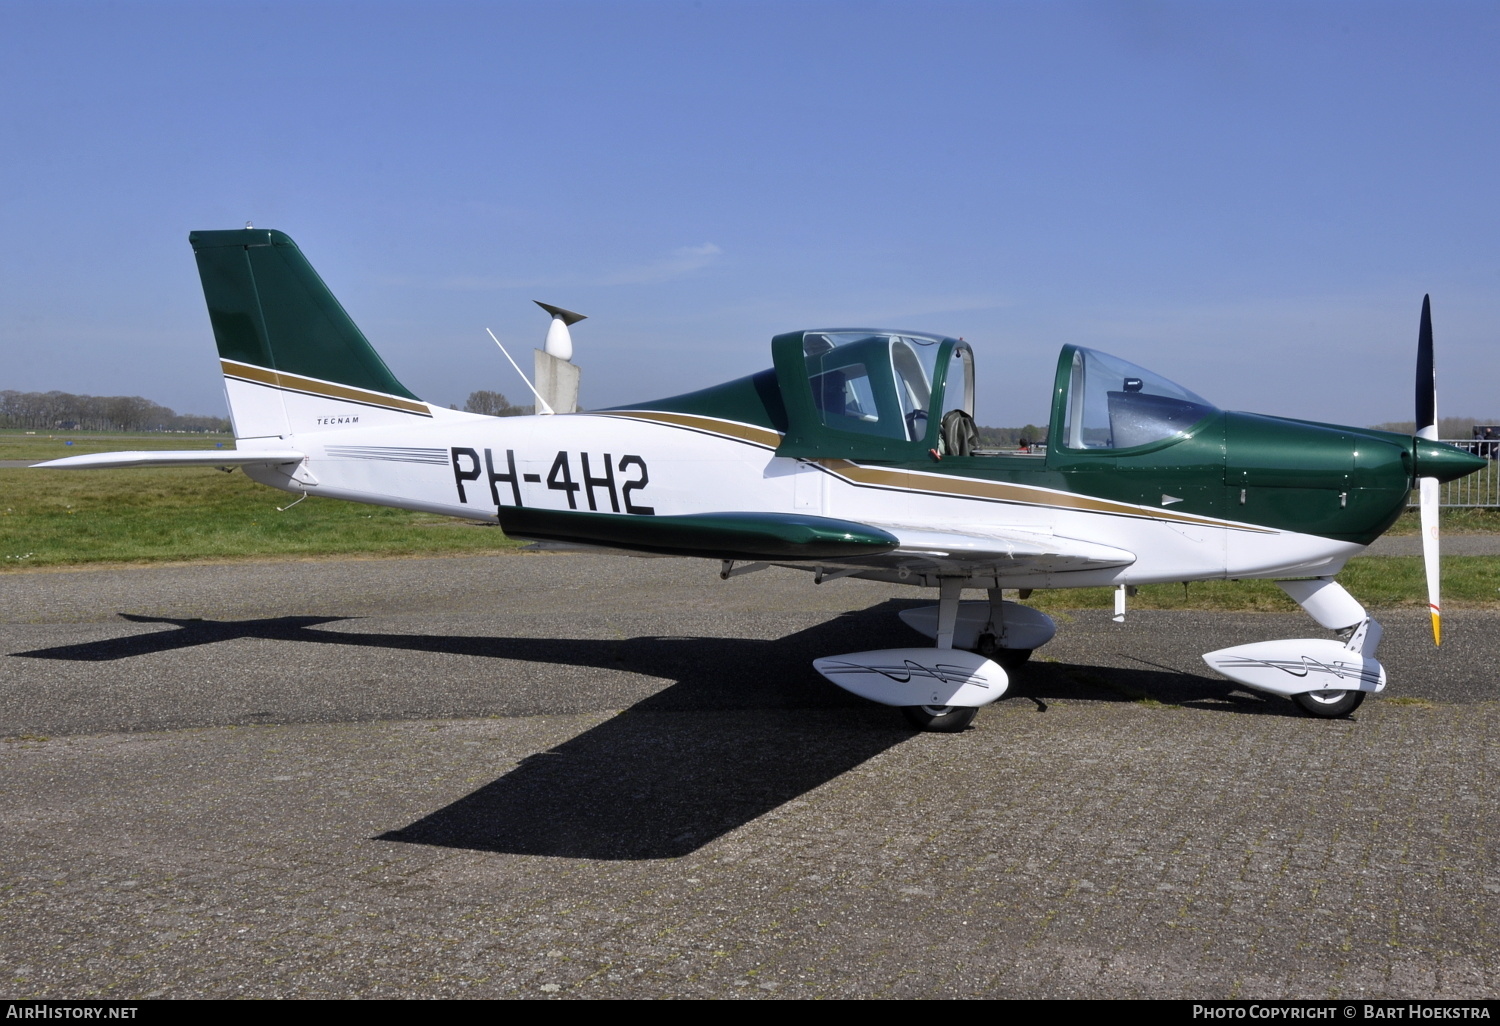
[[898, 600, 1057, 652], [813, 647, 1009, 708], [1201, 639, 1386, 698]]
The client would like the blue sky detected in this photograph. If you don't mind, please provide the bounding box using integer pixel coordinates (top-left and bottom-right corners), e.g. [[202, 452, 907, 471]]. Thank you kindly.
[[2, 0, 1497, 428]]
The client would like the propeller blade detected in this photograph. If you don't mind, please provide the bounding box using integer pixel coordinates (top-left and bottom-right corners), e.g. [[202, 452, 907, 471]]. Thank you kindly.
[[1415, 294, 1440, 645], [1416, 294, 1435, 438], [1420, 474, 1441, 646]]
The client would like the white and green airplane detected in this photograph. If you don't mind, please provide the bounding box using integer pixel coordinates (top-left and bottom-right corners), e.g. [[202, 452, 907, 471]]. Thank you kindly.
[[37, 229, 1487, 730]]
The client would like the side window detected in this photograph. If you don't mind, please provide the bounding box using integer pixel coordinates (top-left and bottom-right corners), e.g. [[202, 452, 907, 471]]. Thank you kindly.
[[807, 353, 904, 440], [791, 331, 953, 449], [811, 363, 880, 427]]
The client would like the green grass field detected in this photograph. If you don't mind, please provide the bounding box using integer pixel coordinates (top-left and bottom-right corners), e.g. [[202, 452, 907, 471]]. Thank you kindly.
[[4, 433, 1497, 610], [1386, 504, 1500, 535], [0, 466, 520, 568]]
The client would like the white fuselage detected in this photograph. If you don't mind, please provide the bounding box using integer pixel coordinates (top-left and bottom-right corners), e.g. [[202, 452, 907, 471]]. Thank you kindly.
[[238, 375, 1361, 591]]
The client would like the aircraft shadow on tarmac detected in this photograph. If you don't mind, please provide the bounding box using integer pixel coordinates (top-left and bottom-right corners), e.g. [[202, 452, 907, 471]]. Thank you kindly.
[[14, 601, 1298, 860]]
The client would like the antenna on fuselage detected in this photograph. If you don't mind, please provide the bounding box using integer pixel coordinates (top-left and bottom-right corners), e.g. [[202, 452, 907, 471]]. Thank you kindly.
[[486, 328, 555, 415]]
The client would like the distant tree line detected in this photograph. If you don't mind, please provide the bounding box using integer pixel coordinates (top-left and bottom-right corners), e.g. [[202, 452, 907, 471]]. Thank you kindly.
[[460, 391, 534, 417], [0, 390, 229, 433]]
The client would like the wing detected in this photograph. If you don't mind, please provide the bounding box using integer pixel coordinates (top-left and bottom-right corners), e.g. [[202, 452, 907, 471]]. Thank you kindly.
[[33, 450, 306, 469], [496, 507, 1134, 575]]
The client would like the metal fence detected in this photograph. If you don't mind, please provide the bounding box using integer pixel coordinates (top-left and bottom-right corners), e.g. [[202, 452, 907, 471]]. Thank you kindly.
[[1414, 440, 1500, 507]]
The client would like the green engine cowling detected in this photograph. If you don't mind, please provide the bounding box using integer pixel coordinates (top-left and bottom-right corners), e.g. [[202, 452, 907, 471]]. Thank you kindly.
[[1224, 413, 1485, 544]]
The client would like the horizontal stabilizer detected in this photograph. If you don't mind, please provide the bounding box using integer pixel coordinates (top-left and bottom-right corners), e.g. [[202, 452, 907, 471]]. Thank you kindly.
[[33, 449, 305, 470], [496, 508, 898, 561]]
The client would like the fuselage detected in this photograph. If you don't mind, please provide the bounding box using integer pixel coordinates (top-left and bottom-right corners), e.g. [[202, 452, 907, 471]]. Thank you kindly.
[[244, 401, 1403, 590], [188, 226, 1480, 594]]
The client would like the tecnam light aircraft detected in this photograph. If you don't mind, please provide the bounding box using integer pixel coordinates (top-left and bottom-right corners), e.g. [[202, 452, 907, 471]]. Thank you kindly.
[[39, 229, 1487, 730]]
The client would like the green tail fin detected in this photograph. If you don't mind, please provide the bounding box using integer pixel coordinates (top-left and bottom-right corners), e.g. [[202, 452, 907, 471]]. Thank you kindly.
[[189, 229, 419, 400]]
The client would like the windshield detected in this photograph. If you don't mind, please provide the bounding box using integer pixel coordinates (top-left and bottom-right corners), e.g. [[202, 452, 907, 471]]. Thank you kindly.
[[1061, 347, 1217, 450]]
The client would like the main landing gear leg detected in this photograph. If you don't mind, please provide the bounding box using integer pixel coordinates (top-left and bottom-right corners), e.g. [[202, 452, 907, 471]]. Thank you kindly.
[[812, 578, 1009, 732], [933, 577, 962, 651], [1202, 578, 1386, 717], [903, 578, 980, 732]]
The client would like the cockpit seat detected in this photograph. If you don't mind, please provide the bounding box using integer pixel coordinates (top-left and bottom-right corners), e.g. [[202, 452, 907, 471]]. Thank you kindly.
[[940, 409, 979, 457]]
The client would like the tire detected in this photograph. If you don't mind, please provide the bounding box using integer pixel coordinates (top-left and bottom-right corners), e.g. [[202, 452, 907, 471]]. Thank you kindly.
[[901, 705, 979, 732], [1292, 689, 1366, 718]]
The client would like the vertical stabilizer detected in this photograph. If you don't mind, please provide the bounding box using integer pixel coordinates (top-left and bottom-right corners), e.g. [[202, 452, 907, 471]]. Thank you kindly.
[[189, 229, 429, 439]]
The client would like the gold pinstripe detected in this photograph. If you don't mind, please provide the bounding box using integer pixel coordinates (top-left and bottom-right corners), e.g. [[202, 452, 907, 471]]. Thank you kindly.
[[595, 410, 783, 449], [811, 459, 1276, 533], [221, 360, 432, 416]]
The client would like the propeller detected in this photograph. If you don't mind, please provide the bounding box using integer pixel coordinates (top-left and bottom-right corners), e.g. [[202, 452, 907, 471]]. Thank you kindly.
[[1415, 295, 1441, 646]]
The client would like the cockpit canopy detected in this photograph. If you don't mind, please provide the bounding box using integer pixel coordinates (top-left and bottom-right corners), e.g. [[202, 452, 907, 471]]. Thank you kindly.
[[767, 329, 1216, 461], [1054, 346, 1219, 451], [774, 329, 972, 460]]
